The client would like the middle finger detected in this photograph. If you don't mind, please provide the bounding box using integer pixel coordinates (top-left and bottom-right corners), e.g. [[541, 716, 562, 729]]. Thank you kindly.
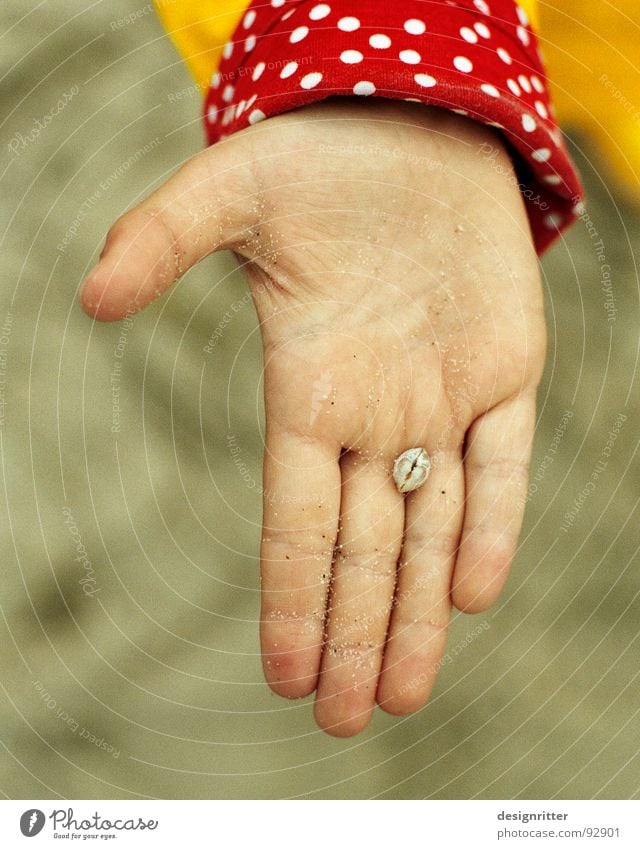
[[314, 452, 404, 737]]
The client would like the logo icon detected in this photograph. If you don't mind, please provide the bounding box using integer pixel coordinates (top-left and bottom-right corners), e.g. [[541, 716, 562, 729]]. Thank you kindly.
[[20, 810, 45, 837]]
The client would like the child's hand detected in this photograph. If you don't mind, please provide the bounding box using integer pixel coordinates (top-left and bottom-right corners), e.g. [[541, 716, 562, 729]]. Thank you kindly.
[[81, 100, 545, 736]]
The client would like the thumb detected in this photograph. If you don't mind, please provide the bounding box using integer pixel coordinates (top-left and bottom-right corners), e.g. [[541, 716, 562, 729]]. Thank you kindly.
[[80, 134, 256, 321]]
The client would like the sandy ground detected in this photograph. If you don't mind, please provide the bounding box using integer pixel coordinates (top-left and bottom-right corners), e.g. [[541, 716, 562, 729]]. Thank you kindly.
[[1, 1, 639, 799]]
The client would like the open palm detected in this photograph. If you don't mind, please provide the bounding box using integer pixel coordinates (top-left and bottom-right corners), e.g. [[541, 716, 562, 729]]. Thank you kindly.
[[82, 100, 546, 736]]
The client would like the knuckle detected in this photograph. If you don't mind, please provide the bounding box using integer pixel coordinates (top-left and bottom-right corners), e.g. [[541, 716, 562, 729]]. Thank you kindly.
[[324, 637, 382, 665], [335, 546, 398, 579], [467, 454, 531, 486], [403, 528, 461, 560], [262, 533, 335, 564], [392, 611, 449, 637], [263, 610, 324, 646], [462, 525, 518, 556]]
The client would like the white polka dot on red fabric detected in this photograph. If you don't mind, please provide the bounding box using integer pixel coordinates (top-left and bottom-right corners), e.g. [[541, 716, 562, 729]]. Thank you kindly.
[[404, 18, 426, 35], [207, 0, 578, 248], [454, 56, 473, 73], [309, 3, 331, 20], [212, 72, 221, 89], [532, 148, 552, 162], [531, 75, 544, 93], [415, 73, 437, 88], [370, 33, 391, 48], [338, 16, 360, 31], [507, 78, 521, 96], [535, 100, 548, 118], [280, 61, 298, 79], [543, 213, 563, 229], [400, 49, 421, 64], [481, 83, 500, 97], [550, 128, 563, 147], [223, 42, 234, 59], [300, 71, 323, 88], [518, 74, 532, 93], [460, 27, 478, 43], [353, 80, 376, 95], [341, 49, 363, 63]]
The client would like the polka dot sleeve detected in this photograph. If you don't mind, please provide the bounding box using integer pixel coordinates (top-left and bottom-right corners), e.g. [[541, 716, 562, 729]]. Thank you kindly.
[[203, 0, 584, 254]]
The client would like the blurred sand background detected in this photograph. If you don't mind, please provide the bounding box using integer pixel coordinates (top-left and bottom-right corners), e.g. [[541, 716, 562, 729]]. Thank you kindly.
[[1, 1, 639, 799]]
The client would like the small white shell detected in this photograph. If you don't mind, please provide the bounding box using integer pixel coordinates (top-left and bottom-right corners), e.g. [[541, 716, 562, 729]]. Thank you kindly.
[[393, 447, 431, 494]]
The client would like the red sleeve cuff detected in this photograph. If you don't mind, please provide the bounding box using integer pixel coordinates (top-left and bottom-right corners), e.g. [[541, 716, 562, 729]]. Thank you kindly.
[[203, 0, 584, 255]]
